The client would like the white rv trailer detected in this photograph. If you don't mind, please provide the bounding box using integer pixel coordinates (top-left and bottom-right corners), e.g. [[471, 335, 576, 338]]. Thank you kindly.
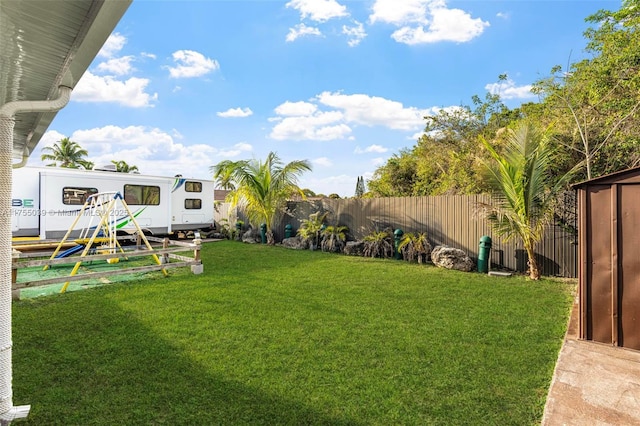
[[11, 166, 215, 239]]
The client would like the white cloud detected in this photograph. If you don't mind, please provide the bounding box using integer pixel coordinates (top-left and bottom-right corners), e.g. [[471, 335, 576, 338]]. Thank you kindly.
[[172, 129, 184, 139], [72, 71, 158, 108], [274, 101, 318, 116], [372, 157, 386, 166], [286, 0, 348, 22], [409, 131, 426, 140], [98, 32, 126, 58], [485, 79, 534, 100], [392, 9, 488, 44], [316, 91, 429, 130], [141, 52, 157, 60], [313, 157, 333, 167], [370, 0, 429, 25], [217, 107, 254, 118], [167, 50, 219, 78], [286, 23, 323, 42], [269, 93, 434, 141], [35, 126, 218, 179], [343, 21, 367, 47], [496, 12, 510, 20], [370, 0, 489, 45], [218, 142, 254, 158], [38, 130, 67, 149], [270, 111, 352, 141], [355, 144, 388, 154], [96, 56, 135, 76]]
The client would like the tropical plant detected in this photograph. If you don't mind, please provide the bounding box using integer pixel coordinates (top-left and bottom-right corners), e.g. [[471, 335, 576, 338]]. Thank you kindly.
[[234, 220, 244, 241], [363, 229, 393, 259], [210, 152, 312, 245], [211, 160, 238, 191], [321, 224, 349, 253], [216, 218, 236, 240], [480, 121, 576, 280], [297, 212, 328, 250], [111, 160, 139, 173], [40, 137, 92, 169], [398, 232, 431, 264]]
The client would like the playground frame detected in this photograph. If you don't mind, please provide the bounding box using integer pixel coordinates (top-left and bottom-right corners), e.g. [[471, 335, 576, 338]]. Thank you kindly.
[[11, 236, 203, 299]]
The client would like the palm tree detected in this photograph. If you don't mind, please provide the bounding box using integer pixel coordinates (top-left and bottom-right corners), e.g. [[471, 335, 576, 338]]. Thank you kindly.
[[398, 232, 431, 264], [363, 229, 394, 259], [480, 121, 575, 280], [210, 152, 312, 245], [41, 137, 92, 169], [321, 224, 349, 253], [210, 159, 237, 190], [111, 160, 139, 173]]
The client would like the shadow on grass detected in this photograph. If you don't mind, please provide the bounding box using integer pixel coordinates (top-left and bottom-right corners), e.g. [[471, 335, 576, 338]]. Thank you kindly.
[[12, 294, 361, 425]]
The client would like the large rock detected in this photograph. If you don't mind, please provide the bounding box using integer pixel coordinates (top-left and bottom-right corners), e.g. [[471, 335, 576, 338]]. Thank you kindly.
[[282, 236, 308, 250], [242, 228, 261, 244], [430, 245, 474, 272], [344, 241, 364, 256]]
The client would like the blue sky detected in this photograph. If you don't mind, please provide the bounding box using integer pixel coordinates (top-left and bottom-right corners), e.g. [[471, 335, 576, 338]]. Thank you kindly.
[[33, 0, 618, 197]]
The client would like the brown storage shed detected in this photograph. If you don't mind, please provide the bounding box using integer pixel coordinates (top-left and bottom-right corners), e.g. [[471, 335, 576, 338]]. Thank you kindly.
[[574, 167, 640, 351]]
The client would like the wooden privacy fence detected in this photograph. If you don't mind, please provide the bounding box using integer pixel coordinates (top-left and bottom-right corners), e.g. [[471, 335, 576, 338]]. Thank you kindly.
[[215, 193, 578, 277]]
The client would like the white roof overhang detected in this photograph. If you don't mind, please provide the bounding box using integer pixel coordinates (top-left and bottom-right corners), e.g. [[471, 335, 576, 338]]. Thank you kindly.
[[0, 0, 132, 160]]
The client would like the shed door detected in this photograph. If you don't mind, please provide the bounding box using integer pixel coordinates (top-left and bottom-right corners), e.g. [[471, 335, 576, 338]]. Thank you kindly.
[[619, 185, 640, 350], [585, 185, 613, 344]]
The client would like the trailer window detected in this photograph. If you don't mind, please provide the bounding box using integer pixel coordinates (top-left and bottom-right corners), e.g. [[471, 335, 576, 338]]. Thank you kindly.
[[185, 181, 202, 192], [185, 199, 202, 209], [63, 187, 99, 205], [124, 184, 160, 205]]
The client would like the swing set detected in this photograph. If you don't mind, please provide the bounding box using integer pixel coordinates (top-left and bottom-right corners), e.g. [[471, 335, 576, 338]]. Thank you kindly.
[[12, 192, 203, 296]]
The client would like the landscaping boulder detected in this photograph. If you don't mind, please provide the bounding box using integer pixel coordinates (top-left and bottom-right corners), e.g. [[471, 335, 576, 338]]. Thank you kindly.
[[430, 245, 474, 272], [242, 228, 261, 244], [282, 236, 308, 250], [344, 241, 365, 256]]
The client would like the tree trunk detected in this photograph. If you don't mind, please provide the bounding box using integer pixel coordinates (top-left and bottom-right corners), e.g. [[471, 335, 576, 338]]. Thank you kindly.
[[525, 245, 540, 280], [266, 230, 275, 245]]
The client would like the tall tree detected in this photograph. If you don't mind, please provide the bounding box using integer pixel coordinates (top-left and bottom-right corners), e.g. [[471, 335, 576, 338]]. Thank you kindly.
[[40, 137, 92, 169], [355, 176, 365, 197], [210, 152, 311, 244], [367, 149, 418, 197], [111, 160, 139, 173], [533, 0, 640, 179], [368, 86, 521, 197], [480, 121, 574, 280]]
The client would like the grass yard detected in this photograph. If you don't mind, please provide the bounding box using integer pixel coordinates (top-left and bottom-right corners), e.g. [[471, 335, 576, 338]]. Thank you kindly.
[[12, 240, 574, 425]]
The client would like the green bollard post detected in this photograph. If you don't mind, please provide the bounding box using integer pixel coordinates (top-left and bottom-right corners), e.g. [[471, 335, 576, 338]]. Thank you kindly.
[[394, 229, 404, 260], [284, 224, 293, 239], [478, 235, 492, 273], [260, 223, 267, 244]]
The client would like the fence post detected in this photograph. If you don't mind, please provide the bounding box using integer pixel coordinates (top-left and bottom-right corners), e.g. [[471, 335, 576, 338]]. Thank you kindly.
[[162, 238, 169, 264]]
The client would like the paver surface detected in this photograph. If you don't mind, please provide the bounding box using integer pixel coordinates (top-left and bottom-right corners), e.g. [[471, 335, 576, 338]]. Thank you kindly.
[[542, 300, 640, 425]]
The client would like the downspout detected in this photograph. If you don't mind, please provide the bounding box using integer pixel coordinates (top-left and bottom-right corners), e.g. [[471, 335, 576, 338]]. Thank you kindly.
[[0, 85, 72, 423], [12, 147, 30, 169]]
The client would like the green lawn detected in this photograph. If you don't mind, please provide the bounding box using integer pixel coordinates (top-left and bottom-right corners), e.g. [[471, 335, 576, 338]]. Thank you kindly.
[[12, 241, 573, 425]]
